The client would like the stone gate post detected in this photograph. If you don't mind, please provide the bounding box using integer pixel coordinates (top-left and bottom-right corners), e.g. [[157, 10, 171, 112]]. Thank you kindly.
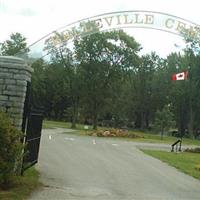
[[0, 56, 33, 129]]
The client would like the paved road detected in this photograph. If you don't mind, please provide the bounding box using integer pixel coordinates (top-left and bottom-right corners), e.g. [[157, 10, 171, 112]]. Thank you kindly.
[[30, 128, 200, 200]]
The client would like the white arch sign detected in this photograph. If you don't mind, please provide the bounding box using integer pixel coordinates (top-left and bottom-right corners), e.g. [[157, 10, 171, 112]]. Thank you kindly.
[[19, 10, 200, 59]]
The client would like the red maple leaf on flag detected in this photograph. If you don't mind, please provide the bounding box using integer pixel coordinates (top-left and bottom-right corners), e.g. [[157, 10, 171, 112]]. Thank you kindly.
[[172, 71, 188, 81]]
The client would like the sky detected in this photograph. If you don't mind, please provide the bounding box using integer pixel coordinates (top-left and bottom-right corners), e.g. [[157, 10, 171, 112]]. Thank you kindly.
[[0, 0, 200, 58]]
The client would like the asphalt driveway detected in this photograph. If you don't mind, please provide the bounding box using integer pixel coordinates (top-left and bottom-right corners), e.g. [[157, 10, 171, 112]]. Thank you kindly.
[[29, 128, 200, 200]]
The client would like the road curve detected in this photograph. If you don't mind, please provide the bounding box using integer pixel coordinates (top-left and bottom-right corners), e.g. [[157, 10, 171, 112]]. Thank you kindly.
[[29, 128, 200, 200]]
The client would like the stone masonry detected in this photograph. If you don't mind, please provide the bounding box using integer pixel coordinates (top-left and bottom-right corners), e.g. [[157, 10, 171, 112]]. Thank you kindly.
[[0, 56, 33, 129]]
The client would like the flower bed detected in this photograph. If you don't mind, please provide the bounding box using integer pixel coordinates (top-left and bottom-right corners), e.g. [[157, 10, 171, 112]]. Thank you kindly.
[[90, 129, 143, 138]]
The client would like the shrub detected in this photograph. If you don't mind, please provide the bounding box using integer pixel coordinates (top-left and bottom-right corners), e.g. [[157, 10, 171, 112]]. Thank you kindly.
[[184, 148, 200, 153], [195, 164, 200, 171], [0, 111, 23, 189]]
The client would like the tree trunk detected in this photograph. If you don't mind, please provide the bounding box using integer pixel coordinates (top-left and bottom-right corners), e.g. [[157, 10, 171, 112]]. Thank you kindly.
[[188, 74, 194, 138], [71, 116, 76, 128], [140, 112, 145, 130], [92, 99, 98, 130], [71, 104, 76, 129], [135, 112, 141, 129], [161, 126, 164, 140], [188, 103, 194, 138], [93, 113, 98, 130], [71, 97, 79, 129]]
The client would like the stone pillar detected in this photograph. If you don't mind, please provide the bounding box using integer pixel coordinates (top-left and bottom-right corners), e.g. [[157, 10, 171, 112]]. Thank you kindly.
[[0, 56, 33, 129]]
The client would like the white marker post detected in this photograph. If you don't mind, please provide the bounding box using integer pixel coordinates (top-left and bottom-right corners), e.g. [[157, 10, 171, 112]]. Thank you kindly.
[[112, 143, 118, 146]]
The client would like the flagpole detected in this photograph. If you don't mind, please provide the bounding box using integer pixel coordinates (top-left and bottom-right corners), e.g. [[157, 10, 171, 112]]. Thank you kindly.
[[173, 45, 187, 142], [172, 65, 189, 142], [187, 65, 193, 138]]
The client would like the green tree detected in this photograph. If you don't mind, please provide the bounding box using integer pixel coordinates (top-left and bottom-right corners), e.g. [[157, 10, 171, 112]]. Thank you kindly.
[[0, 32, 29, 56], [166, 50, 200, 138], [130, 52, 165, 129], [74, 30, 141, 129], [44, 38, 81, 127], [154, 105, 175, 140], [176, 26, 200, 138], [32, 59, 71, 120]]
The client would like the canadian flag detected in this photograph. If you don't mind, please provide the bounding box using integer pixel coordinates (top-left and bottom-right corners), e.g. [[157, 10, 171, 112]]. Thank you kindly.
[[172, 71, 188, 81]]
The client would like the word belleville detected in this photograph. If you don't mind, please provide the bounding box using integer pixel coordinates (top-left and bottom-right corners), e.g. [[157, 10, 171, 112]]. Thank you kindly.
[[51, 13, 198, 47]]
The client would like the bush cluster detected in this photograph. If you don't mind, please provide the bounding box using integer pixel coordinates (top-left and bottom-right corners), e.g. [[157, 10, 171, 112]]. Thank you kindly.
[[195, 164, 200, 171], [0, 111, 23, 189], [184, 147, 200, 153]]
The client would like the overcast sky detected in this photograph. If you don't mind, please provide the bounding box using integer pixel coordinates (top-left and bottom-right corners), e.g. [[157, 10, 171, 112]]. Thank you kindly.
[[0, 0, 200, 58]]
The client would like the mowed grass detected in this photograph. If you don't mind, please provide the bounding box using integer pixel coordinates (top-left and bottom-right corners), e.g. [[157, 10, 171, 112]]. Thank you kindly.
[[0, 167, 41, 200], [43, 120, 200, 146], [42, 120, 93, 130], [129, 131, 200, 146], [142, 150, 200, 180]]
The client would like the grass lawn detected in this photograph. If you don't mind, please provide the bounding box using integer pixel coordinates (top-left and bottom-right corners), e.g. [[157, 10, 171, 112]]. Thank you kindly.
[[129, 131, 200, 146], [43, 120, 200, 146], [0, 167, 41, 200], [142, 150, 200, 180], [42, 120, 93, 130]]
